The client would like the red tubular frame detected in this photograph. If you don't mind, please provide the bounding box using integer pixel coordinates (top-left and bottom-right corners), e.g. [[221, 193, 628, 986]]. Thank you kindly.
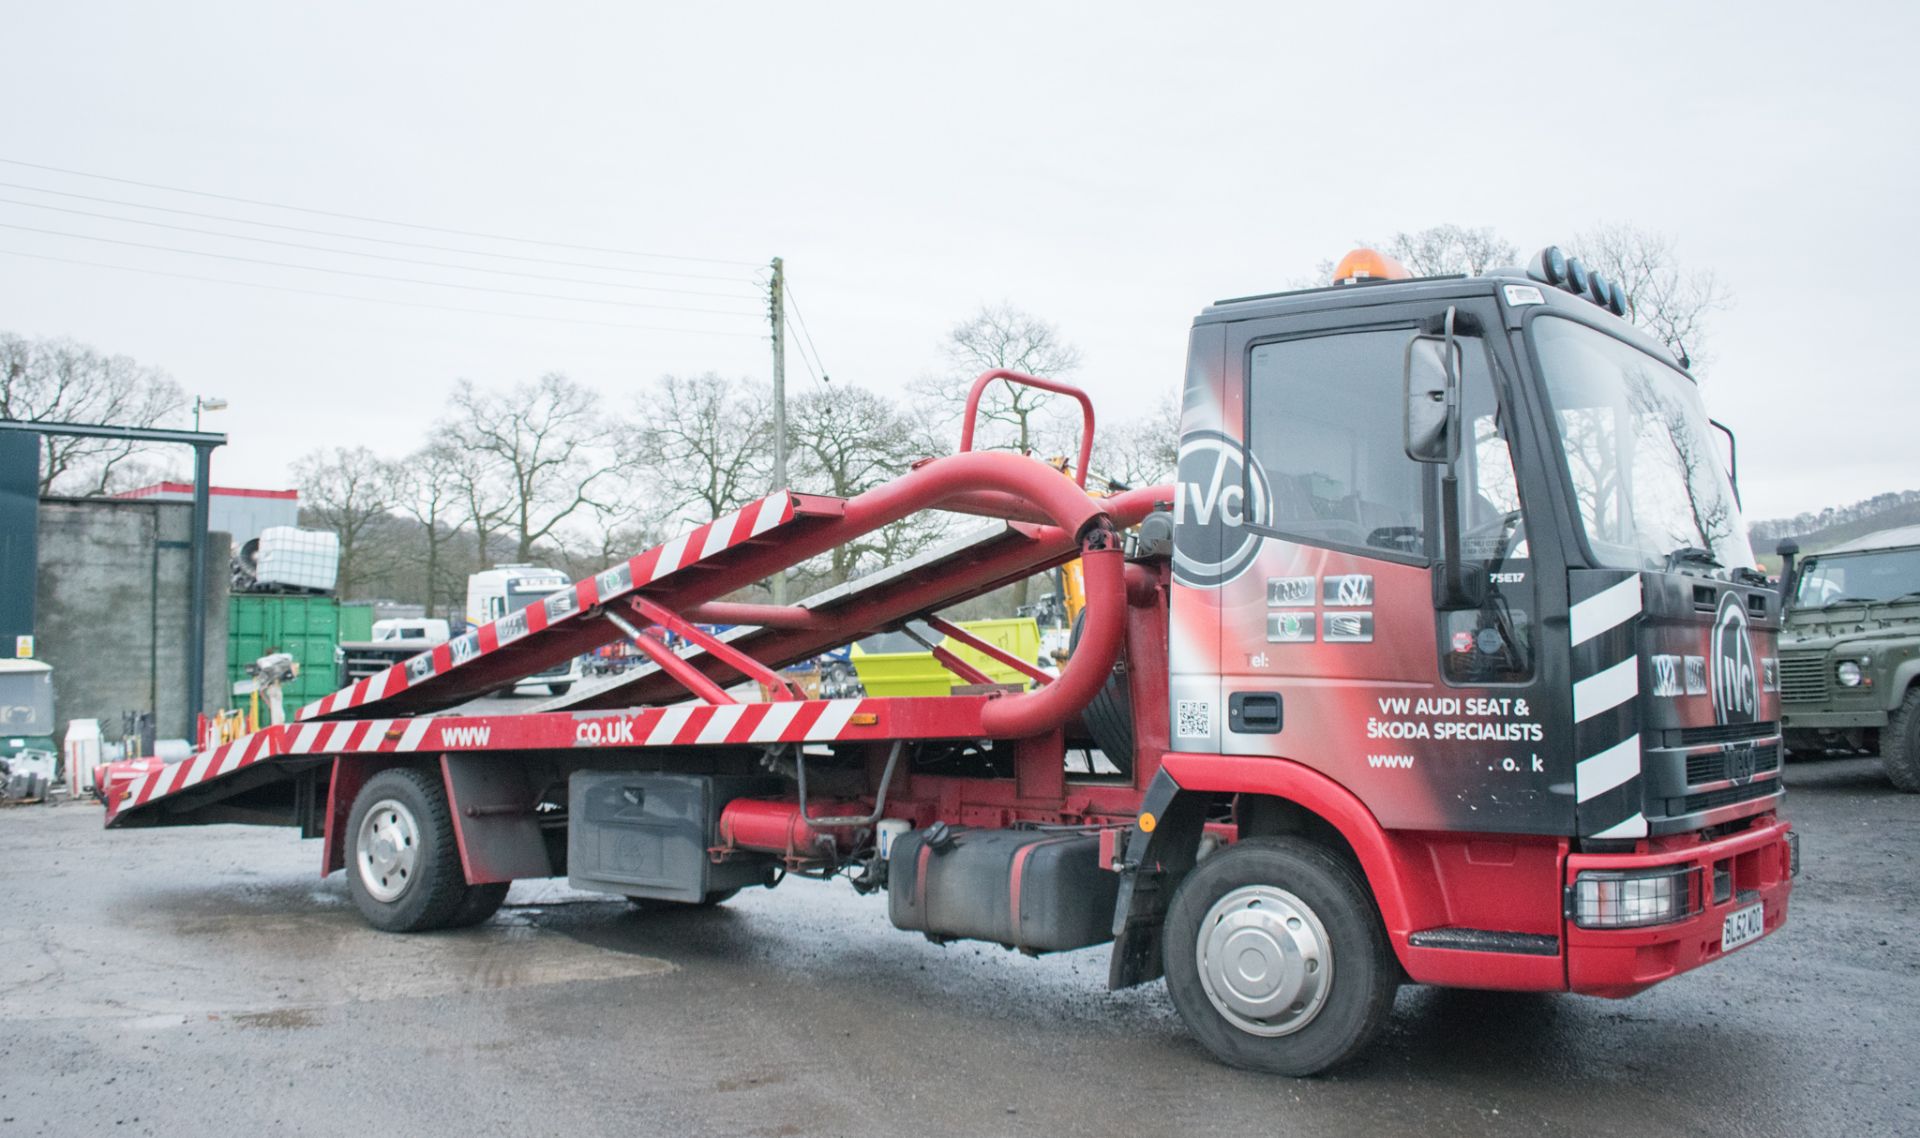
[[957, 369, 1096, 489], [923, 615, 1054, 687], [628, 597, 803, 700]]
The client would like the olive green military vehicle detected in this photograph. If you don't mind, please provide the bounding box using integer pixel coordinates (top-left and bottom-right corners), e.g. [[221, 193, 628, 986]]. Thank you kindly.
[[1776, 526, 1920, 790]]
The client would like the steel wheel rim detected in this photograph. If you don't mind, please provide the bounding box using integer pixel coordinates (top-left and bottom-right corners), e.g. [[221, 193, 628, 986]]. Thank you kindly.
[[1195, 884, 1332, 1037], [356, 797, 421, 903]]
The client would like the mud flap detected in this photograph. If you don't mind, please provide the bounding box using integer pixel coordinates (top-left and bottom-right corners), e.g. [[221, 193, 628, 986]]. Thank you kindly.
[[1108, 767, 1210, 989]]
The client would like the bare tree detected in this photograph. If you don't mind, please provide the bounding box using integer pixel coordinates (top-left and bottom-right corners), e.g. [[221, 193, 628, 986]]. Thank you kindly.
[[787, 384, 946, 586], [919, 303, 1084, 459], [1382, 225, 1520, 278], [1575, 224, 1728, 371], [392, 441, 468, 618], [0, 332, 187, 494], [295, 446, 398, 598], [445, 373, 627, 562], [636, 372, 773, 525], [1094, 394, 1180, 490]]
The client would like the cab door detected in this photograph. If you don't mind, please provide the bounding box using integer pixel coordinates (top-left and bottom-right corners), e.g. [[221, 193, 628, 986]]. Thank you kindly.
[[1182, 298, 1565, 835]]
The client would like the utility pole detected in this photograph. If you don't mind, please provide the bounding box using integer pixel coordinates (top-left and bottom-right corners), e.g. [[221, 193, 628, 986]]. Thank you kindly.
[[769, 256, 787, 603]]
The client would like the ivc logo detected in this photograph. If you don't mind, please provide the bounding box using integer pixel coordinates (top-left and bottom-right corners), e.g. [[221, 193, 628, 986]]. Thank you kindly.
[[1172, 430, 1270, 589], [1711, 592, 1758, 726]]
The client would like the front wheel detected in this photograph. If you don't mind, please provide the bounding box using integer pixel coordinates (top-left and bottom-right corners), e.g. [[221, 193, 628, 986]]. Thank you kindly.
[[1163, 837, 1397, 1076], [346, 767, 491, 932], [1883, 688, 1920, 792], [548, 683, 573, 696]]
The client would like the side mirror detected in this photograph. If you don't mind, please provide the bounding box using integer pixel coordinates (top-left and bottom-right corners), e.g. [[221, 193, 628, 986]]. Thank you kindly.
[[1404, 332, 1462, 465]]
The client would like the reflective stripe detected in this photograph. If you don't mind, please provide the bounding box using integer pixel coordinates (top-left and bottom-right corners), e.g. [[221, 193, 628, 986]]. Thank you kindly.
[[805, 699, 861, 741], [1576, 734, 1641, 803], [646, 706, 693, 746], [1591, 813, 1649, 840], [700, 509, 740, 559], [1574, 657, 1638, 722], [1571, 577, 1642, 647], [653, 534, 689, 579], [696, 704, 747, 744], [357, 720, 391, 751], [751, 491, 789, 536], [322, 721, 356, 753], [748, 700, 805, 742], [396, 718, 434, 752]]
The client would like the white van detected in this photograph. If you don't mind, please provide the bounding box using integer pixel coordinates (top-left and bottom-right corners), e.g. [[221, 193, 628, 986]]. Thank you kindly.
[[465, 566, 584, 696]]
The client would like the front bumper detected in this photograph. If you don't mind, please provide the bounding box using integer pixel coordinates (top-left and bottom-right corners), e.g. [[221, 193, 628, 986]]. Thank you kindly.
[[1565, 817, 1795, 998], [1780, 708, 1889, 730]]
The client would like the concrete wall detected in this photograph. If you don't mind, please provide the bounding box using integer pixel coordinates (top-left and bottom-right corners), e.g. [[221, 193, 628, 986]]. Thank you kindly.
[[34, 497, 228, 746]]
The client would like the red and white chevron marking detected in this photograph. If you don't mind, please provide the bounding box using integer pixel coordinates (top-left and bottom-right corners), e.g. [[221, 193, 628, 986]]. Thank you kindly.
[[295, 491, 798, 722], [109, 698, 879, 824], [112, 726, 287, 819]]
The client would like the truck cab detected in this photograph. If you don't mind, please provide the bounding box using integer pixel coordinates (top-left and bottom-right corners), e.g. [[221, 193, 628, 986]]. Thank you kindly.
[[1776, 526, 1920, 789], [465, 566, 584, 696], [1151, 246, 1793, 1062]]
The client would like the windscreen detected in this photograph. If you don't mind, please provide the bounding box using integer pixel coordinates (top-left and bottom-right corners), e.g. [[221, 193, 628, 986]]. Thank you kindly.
[[506, 580, 565, 611], [1533, 316, 1753, 573], [1795, 549, 1920, 607]]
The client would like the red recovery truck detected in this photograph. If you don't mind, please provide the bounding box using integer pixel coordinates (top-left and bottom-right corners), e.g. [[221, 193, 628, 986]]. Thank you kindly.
[[105, 246, 1798, 1075]]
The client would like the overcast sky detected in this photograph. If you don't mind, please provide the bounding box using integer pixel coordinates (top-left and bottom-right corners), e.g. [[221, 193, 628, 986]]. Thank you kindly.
[[2, 1, 1912, 524]]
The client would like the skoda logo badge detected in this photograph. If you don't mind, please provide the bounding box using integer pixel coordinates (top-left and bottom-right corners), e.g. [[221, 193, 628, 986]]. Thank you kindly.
[[1710, 592, 1758, 727], [1171, 430, 1270, 589]]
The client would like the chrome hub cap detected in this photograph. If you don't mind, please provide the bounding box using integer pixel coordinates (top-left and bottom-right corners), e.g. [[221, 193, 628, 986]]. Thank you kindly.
[[1195, 885, 1332, 1037], [356, 798, 420, 903]]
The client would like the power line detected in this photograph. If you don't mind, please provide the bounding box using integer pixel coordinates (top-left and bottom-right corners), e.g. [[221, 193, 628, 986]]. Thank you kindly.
[[0, 195, 764, 300], [0, 222, 766, 317], [0, 180, 755, 283], [0, 247, 769, 337], [784, 282, 832, 384], [0, 157, 764, 268]]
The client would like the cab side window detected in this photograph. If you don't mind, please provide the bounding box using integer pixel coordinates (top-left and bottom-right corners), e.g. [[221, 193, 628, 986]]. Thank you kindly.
[[1246, 330, 1429, 558]]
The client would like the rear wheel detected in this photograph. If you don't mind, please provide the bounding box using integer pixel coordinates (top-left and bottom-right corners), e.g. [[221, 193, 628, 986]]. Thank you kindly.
[[1163, 837, 1396, 1075], [346, 767, 488, 932], [548, 683, 573, 696], [1883, 688, 1920, 792]]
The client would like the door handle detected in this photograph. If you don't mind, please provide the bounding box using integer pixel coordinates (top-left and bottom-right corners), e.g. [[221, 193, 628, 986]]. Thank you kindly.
[[1228, 691, 1283, 734]]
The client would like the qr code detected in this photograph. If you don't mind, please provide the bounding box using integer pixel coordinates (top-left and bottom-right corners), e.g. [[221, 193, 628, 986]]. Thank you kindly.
[[1176, 699, 1211, 738]]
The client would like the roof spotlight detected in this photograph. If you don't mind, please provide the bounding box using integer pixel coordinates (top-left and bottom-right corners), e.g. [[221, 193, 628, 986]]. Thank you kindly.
[[1587, 271, 1610, 307], [1607, 280, 1628, 315], [1565, 258, 1589, 295], [1530, 246, 1567, 286]]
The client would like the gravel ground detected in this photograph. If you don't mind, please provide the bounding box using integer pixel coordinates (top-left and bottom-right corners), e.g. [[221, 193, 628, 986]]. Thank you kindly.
[[0, 754, 1913, 1137]]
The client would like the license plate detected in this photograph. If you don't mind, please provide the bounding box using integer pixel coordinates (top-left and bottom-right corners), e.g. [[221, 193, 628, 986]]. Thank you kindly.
[[1721, 901, 1766, 952]]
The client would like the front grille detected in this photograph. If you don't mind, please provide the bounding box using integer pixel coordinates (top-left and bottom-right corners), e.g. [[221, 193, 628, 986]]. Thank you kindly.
[[1777, 653, 1828, 704], [1684, 741, 1782, 785], [1678, 779, 1780, 814], [1675, 721, 1780, 748]]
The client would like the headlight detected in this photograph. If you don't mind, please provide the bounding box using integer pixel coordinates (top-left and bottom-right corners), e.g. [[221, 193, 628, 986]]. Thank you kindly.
[[1835, 660, 1864, 687], [1567, 867, 1698, 929]]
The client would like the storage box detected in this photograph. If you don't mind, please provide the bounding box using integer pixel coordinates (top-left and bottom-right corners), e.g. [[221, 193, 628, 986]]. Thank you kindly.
[[252, 527, 340, 592]]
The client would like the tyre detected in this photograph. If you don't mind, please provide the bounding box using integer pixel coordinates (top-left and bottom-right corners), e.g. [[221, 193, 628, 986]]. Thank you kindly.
[[1070, 611, 1133, 775], [346, 767, 485, 932], [548, 683, 573, 696], [626, 888, 740, 912], [1163, 836, 1396, 1076], [1884, 688, 1920, 793], [446, 882, 510, 928]]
